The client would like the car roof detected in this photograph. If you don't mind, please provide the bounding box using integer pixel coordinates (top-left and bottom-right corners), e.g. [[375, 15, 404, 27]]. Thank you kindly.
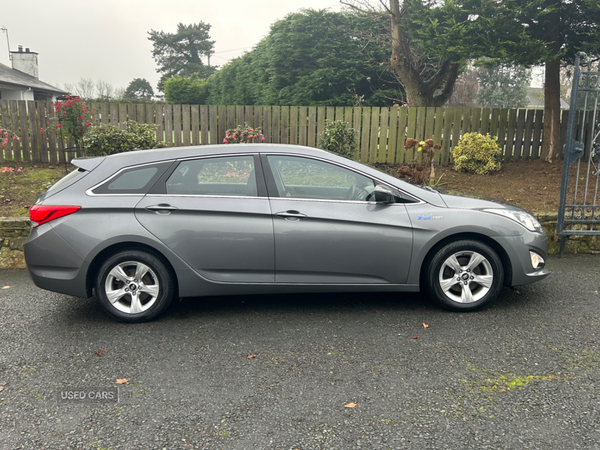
[[74, 144, 337, 168]]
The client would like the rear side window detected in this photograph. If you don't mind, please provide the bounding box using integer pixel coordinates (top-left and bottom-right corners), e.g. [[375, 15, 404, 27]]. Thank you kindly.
[[166, 156, 257, 197], [92, 163, 170, 195]]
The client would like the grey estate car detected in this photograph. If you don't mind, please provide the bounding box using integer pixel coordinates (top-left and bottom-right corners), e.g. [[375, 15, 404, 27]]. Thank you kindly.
[[24, 144, 550, 322]]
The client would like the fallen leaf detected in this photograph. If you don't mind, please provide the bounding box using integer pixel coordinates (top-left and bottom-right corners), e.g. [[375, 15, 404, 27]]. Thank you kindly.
[[0, 386, 4, 392], [344, 402, 356, 408], [423, 323, 429, 328], [115, 378, 128, 384], [247, 353, 257, 359], [1, 286, 10, 289], [413, 336, 419, 339], [95, 348, 106, 357]]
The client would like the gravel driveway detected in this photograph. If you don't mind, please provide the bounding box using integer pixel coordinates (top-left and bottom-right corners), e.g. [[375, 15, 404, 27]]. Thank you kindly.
[[1, 254, 599, 449]]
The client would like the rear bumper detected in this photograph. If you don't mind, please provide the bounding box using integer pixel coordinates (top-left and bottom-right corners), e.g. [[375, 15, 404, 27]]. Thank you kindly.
[[24, 225, 90, 298]]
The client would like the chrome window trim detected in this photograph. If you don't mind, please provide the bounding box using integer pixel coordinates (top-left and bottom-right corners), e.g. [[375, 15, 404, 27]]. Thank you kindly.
[[146, 193, 373, 205], [264, 152, 425, 205], [268, 197, 398, 206], [176, 152, 257, 162], [146, 194, 265, 200], [86, 160, 175, 197]]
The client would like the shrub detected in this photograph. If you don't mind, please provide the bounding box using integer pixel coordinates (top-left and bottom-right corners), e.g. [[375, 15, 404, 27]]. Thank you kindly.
[[398, 139, 442, 185], [452, 133, 502, 175], [0, 127, 19, 147], [318, 120, 358, 159], [42, 95, 96, 150], [223, 122, 264, 144], [83, 120, 165, 156], [165, 75, 209, 105]]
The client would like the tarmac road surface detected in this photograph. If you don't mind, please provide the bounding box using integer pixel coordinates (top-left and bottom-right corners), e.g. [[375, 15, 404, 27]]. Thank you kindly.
[[1, 254, 599, 449]]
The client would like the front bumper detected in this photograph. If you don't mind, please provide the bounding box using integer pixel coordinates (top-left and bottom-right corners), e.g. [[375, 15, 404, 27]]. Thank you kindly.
[[496, 231, 550, 286]]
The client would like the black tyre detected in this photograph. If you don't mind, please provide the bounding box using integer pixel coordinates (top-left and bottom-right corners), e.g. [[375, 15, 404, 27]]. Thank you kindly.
[[425, 240, 504, 312], [95, 250, 175, 323]]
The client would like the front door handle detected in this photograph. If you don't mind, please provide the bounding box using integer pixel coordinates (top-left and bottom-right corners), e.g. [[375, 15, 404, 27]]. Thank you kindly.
[[275, 210, 307, 220], [146, 204, 178, 212]]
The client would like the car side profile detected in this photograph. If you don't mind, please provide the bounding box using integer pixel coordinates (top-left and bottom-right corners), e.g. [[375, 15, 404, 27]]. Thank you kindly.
[[24, 144, 550, 322]]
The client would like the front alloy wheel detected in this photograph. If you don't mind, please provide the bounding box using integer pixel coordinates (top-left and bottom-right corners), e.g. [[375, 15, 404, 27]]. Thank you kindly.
[[96, 250, 175, 322], [426, 240, 504, 311]]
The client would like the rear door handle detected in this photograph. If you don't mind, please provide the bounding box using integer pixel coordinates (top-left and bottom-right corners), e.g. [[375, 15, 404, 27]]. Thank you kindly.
[[275, 210, 307, 219], [146, 204, 178, 212]]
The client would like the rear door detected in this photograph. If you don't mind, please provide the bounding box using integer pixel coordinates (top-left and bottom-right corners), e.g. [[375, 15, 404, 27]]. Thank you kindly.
[[135, 154, 275, 283], [263, 154, 414, 284]]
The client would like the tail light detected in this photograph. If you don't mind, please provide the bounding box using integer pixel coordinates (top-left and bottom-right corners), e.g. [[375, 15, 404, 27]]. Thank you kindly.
[[29, 205, 81, 227]]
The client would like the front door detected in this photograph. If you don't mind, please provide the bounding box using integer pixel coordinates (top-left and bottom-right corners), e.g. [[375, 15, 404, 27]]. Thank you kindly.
[[263, 154, 413, 284]]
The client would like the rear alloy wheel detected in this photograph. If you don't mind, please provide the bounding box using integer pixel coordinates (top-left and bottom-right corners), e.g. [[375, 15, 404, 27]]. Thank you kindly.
[[426, 240, 504, 312], [96, 250, 175, 322]]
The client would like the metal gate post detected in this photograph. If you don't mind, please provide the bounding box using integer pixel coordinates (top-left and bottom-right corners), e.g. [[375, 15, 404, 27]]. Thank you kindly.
[[556, 52, 600, 256]]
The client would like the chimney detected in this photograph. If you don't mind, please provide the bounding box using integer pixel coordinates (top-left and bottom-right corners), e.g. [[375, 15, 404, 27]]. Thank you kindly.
[[10, 45, 39, 79]]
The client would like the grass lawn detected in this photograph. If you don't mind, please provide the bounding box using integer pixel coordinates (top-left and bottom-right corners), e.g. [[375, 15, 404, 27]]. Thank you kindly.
[[0, 161, 66, 217]]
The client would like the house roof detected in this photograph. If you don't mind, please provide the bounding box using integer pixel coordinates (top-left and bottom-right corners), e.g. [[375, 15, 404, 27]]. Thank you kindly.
[[526, 87, 569, 109], [0, 62, 67, 95]]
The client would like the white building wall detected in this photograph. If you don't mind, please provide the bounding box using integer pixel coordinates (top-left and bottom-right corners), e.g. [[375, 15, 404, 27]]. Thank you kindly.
[[0, 86, 34, 101], [11, 52, 39, 79]]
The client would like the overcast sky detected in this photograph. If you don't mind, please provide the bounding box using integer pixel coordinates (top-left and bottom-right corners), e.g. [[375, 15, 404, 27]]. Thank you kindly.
[[1, 0, 342, 92]]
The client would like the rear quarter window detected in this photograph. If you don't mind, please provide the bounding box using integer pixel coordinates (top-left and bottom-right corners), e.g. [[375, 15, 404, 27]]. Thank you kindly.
[[92, 162, 172, 195]]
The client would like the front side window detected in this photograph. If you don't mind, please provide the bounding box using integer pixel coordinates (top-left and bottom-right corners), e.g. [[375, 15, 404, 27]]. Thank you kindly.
[[266, 155, 376, 202], [166, 155, 257, 197]]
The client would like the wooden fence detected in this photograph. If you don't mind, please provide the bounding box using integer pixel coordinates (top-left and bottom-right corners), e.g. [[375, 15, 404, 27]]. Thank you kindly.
[[0, 100, 579, 165]]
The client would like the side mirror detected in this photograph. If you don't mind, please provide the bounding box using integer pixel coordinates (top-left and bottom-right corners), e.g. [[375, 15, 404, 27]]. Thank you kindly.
[[373, 185, 395, 204]]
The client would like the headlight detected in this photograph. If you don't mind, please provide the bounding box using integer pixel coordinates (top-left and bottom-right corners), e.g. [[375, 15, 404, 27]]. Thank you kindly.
[[483, 208, 543, 233]]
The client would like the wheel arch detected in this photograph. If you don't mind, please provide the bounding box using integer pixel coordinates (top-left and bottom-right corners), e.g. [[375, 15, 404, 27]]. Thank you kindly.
[[418, 232, 513, 289], [85, 241, 179, 298]]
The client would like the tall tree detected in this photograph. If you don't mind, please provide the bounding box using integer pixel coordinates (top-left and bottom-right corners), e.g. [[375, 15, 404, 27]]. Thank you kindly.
[[447, 65, 479, 107], [501, 0, 600, 162], [341, 0, 546, 107], [124, 78, 154, 100], [462, 0, 600, 162], [148, 22, 217, 92], [477, 62, 531, 109], [95, 80, 114, 101], [341, 0, 465, 106], [342, 0, 600, 160], [206, 9, 404, 106], [66, 78, 96, 99], [164, 75, 208, 104]]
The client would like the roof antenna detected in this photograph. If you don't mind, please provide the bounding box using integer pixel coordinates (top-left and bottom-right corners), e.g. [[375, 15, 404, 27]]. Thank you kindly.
[[0, 26, 10, 62]]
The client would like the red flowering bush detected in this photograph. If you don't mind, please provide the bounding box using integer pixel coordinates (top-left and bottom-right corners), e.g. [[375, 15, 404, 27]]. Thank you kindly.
[[41, 95, 96, 151], [223, 122, 265, 144], [0, 127, 19, 147]]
